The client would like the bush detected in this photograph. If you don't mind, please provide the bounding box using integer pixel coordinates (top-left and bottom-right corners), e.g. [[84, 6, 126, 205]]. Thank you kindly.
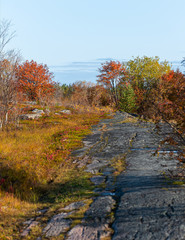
[[118, 83, 136, 112]]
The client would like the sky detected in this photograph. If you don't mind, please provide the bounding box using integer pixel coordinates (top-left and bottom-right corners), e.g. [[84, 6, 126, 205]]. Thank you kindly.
[[0, 0, 185, 67]]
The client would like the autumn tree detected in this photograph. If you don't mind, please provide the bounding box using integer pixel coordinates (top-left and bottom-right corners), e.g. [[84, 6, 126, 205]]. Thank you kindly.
[[97, 60, 127, 106], [0, 59, 19, 128], [125, 56, 171, 113], [143, 69, 185, 164], [126, 56, 171, 90], [135, 69, 185, 139], [157, 70, 185, 131], [0, 20, 20, 129], [16, 60, 54, 102]]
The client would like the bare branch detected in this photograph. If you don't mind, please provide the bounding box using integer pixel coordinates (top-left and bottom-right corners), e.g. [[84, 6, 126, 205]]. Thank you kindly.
[[0, 20, 21, 129], [0, 20, 16, 57]]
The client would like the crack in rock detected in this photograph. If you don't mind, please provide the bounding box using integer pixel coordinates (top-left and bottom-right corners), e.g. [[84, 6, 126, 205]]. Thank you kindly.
[[43, 212, 73, 237], [66, 196, 115, 240]]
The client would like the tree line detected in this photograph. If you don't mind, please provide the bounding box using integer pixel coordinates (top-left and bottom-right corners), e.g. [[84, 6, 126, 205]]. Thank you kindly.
[[0, 20, 184, 146], [98, 58, 184, 138]]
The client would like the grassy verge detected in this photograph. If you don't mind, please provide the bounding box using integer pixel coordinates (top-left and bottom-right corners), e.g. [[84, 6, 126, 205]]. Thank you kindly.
[[0, 104, 113, 239], [111, 154, 127, 176]]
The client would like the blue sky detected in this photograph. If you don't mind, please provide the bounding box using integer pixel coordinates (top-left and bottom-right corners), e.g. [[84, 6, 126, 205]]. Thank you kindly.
[[1, 0, 185, 66]]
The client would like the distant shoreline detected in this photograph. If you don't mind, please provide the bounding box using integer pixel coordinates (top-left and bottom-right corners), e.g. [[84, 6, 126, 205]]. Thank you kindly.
[[49, 60, 184, 84]]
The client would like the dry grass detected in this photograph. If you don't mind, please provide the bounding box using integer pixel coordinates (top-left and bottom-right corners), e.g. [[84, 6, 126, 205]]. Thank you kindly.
[[111, 154, 127, 176], [0, 192, 39, 239], [0, 104, 113, 239], [120, 116, 139, 124]]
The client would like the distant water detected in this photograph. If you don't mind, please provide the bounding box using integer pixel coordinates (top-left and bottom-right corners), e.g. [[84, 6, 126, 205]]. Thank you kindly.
[[49, 59, 109, 85], [49, 59, 184, 85]]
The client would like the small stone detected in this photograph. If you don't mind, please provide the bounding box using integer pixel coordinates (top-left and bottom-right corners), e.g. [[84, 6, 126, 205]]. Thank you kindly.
[[90, 176, 105, 185], [62, 201, 85, 211], [85, 158, 109, 174], [93, 188, 103, 193], [103, 167, 115, 176], [85, 196, 115, 219], [66, 225, 99, 240], [61, 109, 71, 114], [83, 140, 93, 147], [43, 212, 73, 237], [32, 109, 44, 114], [67, 225, 87, 240], [37, 208, 48, 215], [20, 228, 30, 237], [20, 221, 39, 237], [28, 221, 39, 228], [19, 113, 42, 120], [25, 101, 37, 105], [66, 223, 111, 240], [22, 218, 34, 225]]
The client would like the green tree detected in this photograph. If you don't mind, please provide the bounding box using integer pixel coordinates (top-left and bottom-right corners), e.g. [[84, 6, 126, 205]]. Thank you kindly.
[[60, 84, 74, 98], [118, 83, 136, 112]]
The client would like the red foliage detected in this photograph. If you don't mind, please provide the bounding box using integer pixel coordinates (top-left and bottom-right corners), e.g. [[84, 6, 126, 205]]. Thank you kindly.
[[16, 60, 54, 101], [0, 178, 5, 185], [158, 70, 185, 128], [97, 60, 127, 106]]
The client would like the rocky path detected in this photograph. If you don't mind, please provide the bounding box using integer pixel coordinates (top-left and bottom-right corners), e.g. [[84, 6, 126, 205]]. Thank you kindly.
[[112, 116, 185, 240], [67, 112, 185, 240], [23, 112, 185, 239]]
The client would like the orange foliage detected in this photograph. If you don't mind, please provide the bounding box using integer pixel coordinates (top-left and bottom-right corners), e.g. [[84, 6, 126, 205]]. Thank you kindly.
[[70, 81, 111, 107], [16, 60, 54, 101], [133, 86, 146, 107], [97, 60, 127, 106]]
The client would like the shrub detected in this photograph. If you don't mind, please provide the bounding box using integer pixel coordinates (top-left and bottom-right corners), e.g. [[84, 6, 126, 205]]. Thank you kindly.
[[118, 83, 136, 112]]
